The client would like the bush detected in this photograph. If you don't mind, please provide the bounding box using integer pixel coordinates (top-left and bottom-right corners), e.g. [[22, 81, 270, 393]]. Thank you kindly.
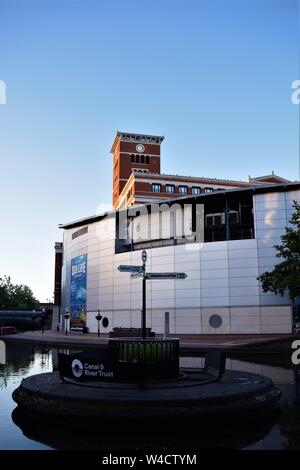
[[118, 342, 168, 362]]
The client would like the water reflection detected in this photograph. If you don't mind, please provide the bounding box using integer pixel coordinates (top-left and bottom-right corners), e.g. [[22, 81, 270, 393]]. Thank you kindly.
[[11, 406, 279, 450], [0, 344, 51, 389], [0, 345, 299, 449], [0, 344, 52, 450]]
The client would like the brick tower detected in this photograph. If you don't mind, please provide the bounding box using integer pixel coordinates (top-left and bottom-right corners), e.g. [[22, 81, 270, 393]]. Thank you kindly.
[[110, 131, 164, 208]]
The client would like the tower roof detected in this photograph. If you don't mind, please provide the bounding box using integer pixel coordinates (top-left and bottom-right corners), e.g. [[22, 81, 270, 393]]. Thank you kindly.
[[110, 131, 164, 153]]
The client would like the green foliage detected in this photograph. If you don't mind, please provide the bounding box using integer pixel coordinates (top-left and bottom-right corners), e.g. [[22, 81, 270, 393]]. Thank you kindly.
[[0, 275, 39, 310], [258, 201, 300, 300], [119, 343, 168, 362]]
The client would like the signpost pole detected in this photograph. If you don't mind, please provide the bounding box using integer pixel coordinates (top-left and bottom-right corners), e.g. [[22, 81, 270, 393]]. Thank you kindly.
[[117, 252, 186, 342], [141, 251, 147, 340], [142, 273, 146, 340], [96, 309, 102, 338]]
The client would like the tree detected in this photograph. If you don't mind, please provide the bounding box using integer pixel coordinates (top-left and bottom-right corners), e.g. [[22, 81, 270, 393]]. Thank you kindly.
[[258, 201, 300, 301], [0, 275, 39, 310], [0, 276, 10, 308]]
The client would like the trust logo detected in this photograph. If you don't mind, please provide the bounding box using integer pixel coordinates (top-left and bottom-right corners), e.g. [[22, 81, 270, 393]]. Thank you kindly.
[[71, 358, 83, 378], [0, 80, 6, 105], [0, 340, 6, 364]]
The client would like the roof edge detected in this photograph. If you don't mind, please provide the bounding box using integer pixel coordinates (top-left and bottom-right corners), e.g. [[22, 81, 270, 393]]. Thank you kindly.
[[59, 181, 300, 230]]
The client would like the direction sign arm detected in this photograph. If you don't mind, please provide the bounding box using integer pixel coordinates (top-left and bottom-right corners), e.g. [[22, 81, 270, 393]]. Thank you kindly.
[[145, 273, 188, 280], [118, 265, 143, 273]]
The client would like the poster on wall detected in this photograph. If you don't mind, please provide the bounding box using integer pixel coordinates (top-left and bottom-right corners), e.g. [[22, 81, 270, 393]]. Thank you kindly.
[[70, 254, 87, 329]]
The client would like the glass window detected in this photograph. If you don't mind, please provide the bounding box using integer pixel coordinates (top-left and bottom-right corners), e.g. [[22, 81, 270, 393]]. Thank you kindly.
[[72, 226, 88, 240], [214, 215, 222, 226], [205, 213, 225, 226], [166, 185, 175, 193], [229, 211, 239, 224], [131, 154, 135, 163], [179, 186, 188, 195], [205, 187, 214, 193], [145, 155, 149, 164], [152, 183, 161, 193], [141, 155, 145, 164], [192, 186, 201, 195], [115, 193, 255, 253], [136, 155, 140, 163], [206, 216, 214, 227]]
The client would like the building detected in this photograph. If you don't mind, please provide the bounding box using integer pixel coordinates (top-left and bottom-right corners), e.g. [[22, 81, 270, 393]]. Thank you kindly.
[[57, 176, 300, 335], [51, 242, 63, 329], [110, 131, 291, 209]]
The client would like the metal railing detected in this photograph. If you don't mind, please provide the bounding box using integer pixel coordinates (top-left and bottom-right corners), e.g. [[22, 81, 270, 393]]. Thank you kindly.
[[108, 337, 179, 381]]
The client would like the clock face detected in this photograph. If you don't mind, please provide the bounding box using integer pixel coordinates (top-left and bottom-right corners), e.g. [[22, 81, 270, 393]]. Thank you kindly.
[[136, 144, 145, 153]]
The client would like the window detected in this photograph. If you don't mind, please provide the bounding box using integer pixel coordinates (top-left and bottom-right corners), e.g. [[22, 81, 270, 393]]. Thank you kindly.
[[192, 186, 201, 195], [131, 154, 135, 163], [145, 155, 149, 164], [179, 186, 188, 195], [205, 187, 214, 193], [206, 215, 214, 227], [115, 193, 255, 254], [133, 168, 149, 173], [205, 213, 225, 227], [152, 183, 161, 193], [214, 214, 222, 225], [72, 226, 88, 240], [141, 155, 145, 164], [136, 155, 140, 163], [228, 210, 239, 224], [166, 184, 175, 194]]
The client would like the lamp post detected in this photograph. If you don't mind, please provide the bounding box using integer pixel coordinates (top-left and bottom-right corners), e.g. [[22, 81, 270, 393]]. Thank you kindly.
[[95, 310, 102, 338], [57, 304, 61, 331], [64, 309, 70, 336], [41, 308, 46, 334], [81, 308, 86, 334], [31, 310, 36, 332]]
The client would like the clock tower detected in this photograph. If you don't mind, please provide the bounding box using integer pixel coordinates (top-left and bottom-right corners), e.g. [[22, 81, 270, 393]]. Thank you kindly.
[[110, 131, 164, 208]]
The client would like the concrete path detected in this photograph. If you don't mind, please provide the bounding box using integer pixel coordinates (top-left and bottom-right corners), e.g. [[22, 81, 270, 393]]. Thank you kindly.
[[0, 329, 295, 353]]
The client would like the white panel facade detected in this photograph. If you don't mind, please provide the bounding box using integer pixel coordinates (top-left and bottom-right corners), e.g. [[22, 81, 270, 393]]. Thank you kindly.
[[60, 187, 300, 334]]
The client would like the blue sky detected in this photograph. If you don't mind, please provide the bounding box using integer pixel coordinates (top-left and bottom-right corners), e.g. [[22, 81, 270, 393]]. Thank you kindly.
[[0, 0, 299, 301]]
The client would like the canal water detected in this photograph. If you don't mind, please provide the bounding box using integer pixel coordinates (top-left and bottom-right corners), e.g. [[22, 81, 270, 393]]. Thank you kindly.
[[0, 343, 299, 450]]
